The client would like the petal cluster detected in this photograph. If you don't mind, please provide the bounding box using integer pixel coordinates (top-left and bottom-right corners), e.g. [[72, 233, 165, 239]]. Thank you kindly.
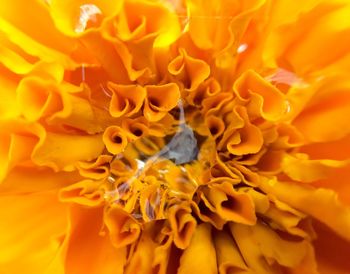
[[1, 0, 350, 273]]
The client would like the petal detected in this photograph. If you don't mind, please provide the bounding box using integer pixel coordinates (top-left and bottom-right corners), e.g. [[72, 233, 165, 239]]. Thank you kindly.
[[168, 202, 197, 249], [108, 83, 146, 118], [0, 191, 68, 273], [292, 75, 350, 142], [59, 179, 104, 207], [281, 153, 349, 183], [312, 220, 350, 274], [0, 4, 77, 67], [49, 0, 123, 36], [177, 223, 218, 274], [102, 126, 128, 154], [213, 230, 249, 274], [259, 178, 350, 241], [208, 181, 257, 225], [234, 70, 288, 121], [32, 131, 105, 171], [168, 48, 210, 91], [50, 205, 126, 274], [124, 224, 158, 274], [104, 206, 141, 248], [0, 166, 81, 194], [144, 83, 180, 122]]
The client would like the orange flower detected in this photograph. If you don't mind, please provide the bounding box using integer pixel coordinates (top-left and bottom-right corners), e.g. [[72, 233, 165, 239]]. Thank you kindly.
[[1, 0, 350, 273]]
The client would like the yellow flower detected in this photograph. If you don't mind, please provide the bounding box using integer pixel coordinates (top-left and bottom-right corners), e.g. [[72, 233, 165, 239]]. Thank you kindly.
[[1, 0, 350, 273]]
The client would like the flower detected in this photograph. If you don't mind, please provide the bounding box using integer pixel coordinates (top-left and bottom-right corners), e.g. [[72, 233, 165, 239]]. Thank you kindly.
[[1, 0, 350, 273]]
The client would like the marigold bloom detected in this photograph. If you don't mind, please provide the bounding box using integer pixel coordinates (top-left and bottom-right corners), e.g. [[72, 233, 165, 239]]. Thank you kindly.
[[1, 0, 350, 273]]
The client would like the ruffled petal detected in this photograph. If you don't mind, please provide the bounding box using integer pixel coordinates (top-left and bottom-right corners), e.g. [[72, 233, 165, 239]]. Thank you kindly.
[[260, 178, 350, 241]]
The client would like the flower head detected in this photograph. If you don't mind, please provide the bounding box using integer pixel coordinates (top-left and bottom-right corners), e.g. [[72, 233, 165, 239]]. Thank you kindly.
[[1, 0, 350, 273]]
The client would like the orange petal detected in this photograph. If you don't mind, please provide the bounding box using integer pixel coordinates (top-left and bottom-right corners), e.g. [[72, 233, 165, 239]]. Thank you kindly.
[[312, 220, 350, 274], [0, 166, 81, 194], [281, 153, 350, 183], [144, 83, 180, 122], [32, 131, 104, 171], [213, 230, 249, 274], [59, 179, 104, 207], [0, 191, 68, 273], [52, 205, 126, 274], [207, 181, 257, 225], [168, 202, 197, 249], [168, 48, 210, 91], [0, 0, 79, 67], [292, 75, 350, 142], [49, 0, 123, 36], [108, 83, 146, 118], [234, 70, 288, 121], [259, 178, 350, 241], [177, 223, 218, 274], [104, 206, 141, 248], [102, 126, 128, 154]]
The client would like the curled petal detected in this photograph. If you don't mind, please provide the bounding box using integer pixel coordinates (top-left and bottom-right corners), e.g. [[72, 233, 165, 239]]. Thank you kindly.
[[59, 179, 104, 207], [168, 202, 197, 249], [116, 0, 181, 47], [17, 77, 63, 122], [104, 206, 141, 248], [102, 126, 128, 154], [207, 182, 257, 225], [205, 115, 225, 139], [234, 70, 287, 121], [0, 120, 43, 182], [108, 83, 146, 118], [144, 83, 180, 122], [122, 116, 149, 141], [168, 48, 210, 91], [186, 77, 221, 106], [192, 189, 226, 230], [77, 154, 112, 180], [187, 0, 265, 51]]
